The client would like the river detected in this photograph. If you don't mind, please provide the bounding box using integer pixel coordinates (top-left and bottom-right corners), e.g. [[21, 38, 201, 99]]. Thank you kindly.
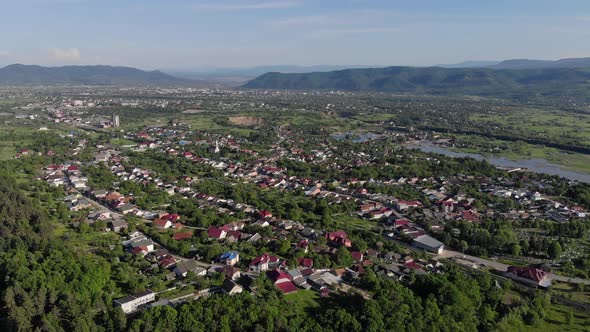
[[405, 141, 590, 183]]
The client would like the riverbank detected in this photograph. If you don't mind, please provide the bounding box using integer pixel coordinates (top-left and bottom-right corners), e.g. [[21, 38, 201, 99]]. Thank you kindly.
[[447, 134, 590, 175], [405, 141, 590, 184]]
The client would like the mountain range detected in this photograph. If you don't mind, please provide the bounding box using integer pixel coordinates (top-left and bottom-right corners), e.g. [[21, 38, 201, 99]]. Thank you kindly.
[[490, 57, 590, 69], [0, 64, 206, 86], [436, 58, 590, 69], [243, 65, 590, 99], [3, 57, 590, 93]]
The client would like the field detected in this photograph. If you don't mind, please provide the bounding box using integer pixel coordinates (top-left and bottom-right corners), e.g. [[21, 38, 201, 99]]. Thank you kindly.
[[0, 125, 38, 160], [520, 304, 590, 332], [469, 107, 590, 147], [551, 282, 590, 305], [332, 215, 375, 231], [284, 290, 320, 314]]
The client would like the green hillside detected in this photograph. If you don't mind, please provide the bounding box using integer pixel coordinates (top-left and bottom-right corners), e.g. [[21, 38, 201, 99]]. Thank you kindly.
[[243, 66, 590, 100]]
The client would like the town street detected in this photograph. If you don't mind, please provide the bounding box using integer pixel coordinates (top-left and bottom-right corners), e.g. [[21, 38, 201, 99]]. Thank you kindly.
[[437, 248, 590, 285]]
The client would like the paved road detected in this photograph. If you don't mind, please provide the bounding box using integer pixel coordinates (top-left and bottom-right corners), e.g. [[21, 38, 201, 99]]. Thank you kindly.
[[437, 249, 510, 271], [437, 248, 590, 285]]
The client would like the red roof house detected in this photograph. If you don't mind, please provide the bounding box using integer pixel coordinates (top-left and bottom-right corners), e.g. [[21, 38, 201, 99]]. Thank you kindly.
[[154, 218, 172, 230], [351, 251, 364, 262], [173, 232, 193, 241], [208, 227, 227, 239], [249, 253, 280, 272], [297, 257, 314, 268], [506, 266, 550, 287], [259, 210, 273, 219], [325, 230, 352, 248]]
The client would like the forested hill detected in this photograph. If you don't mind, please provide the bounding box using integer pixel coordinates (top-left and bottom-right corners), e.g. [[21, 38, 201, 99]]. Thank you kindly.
[[0, 64, 206, 86], [490, 57, 590, 70], [242, 66, 590, 98]]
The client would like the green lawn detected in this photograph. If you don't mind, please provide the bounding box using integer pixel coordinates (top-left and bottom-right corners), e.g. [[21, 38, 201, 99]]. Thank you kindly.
[[284, 290, 320, 313], [497, 257, 529, 268], [521, 304, 590, 332], [332, 215, 375, 231], [552, 282, 590, 305]]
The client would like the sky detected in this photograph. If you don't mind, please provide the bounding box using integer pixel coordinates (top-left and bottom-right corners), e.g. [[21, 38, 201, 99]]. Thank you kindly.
[[1, 0, 590, 69]]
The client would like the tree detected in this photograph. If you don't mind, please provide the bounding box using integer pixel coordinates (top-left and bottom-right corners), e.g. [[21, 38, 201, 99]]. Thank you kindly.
[[548, 241, 562, 259], [565, 309, 574, 325], [206, 243, 225, 262], [458, 240, 469, 253], [511, 243, 522, 257], [336, 246, 353, 267]]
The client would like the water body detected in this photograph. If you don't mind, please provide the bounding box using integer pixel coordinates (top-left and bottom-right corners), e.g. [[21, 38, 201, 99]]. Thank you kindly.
[[406, 141, 590, 184], [332, 132, 381, 143]]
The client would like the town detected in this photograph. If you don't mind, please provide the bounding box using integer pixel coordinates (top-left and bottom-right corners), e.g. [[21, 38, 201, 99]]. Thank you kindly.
[[8, 87, 581, 314]]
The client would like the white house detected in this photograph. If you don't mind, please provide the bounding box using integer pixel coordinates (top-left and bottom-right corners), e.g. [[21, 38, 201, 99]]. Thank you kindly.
[[114, 290, 156, 314]]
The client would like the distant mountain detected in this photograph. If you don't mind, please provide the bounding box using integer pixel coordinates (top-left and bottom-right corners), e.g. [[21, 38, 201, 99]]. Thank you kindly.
[[0, 64, 207, 86], [243, 66, 590, 98], [490, 57, 590, 69], [165, 65, 369, 86], [436, 60, 500, 68], [168, 65, 367, 77]]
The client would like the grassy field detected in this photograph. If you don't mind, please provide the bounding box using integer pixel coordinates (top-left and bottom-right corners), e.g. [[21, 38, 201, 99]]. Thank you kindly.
[[469, 107, 590, 147], [332, 215, 375, 231], [284, 290, 320, 314], [502, 288, 590, 332], [519, 303, 590, 332], [0, 126, 36, 160], [552, 282, 590, 305]]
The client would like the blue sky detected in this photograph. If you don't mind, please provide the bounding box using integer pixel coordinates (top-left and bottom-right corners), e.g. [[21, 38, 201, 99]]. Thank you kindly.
[[1, 0, 590, 69]]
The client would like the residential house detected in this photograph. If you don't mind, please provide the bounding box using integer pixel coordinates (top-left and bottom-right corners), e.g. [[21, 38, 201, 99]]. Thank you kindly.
[[267, 269, 298, 294], [174, 259, 206, 278], [154, 218, 172, 230], [114, 290, 156, 314], [325, 230, 352, 248], [220, 251, 240, 266], [506, 266, 551, 288], [395, 200, 423, 211], [208, 226, 227, 240], [223, 266, 241, 281], [173, 232, 193, 241], [297, 257, 314, 268], [109, 219, 128, 233], [351, 251, 364, 262], [249, 253, 280, 272], [222, 279, 243, 295]]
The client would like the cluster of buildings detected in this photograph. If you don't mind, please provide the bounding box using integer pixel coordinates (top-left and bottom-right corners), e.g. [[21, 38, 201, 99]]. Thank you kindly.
[[25, 109, 588, 315]]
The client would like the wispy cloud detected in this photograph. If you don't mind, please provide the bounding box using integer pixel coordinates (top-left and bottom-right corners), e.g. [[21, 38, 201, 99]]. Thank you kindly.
[[0, 51, 9, 57], [48, 47, 81, 62], [270, 15, 330, 27], [192, 1, 302, 11], [305, 27, 399, 39]]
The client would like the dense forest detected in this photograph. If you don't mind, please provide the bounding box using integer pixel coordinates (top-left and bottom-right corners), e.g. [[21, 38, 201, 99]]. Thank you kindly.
[[0, 172, 126, 330], [244, 66, 590, 105]]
